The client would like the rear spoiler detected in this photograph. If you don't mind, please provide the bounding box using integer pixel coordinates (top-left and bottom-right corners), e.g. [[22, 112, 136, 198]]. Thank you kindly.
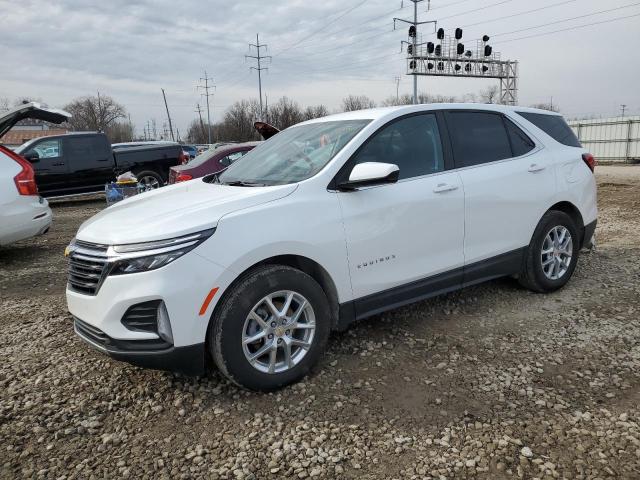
[[0, 102, 71, 139]]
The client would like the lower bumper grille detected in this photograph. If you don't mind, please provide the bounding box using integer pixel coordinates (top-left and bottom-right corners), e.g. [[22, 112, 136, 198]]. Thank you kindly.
[[74, 318, 172, 352]]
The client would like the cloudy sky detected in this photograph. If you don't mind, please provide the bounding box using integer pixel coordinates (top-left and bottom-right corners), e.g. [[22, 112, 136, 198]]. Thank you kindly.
[[2, 0, 639, 136]]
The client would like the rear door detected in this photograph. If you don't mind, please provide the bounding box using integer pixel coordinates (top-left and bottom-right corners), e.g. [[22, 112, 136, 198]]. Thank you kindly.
[[64, 135, 114, 193], [444, 110, 556, 276], [22, 137, 69, 195]]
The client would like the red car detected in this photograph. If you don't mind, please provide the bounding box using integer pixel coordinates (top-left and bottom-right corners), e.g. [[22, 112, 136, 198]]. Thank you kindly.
[[169, 122, 280, 184]]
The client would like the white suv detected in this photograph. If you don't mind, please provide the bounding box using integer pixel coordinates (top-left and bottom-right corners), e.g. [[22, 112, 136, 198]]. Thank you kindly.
[[66, 104, 597, 390]]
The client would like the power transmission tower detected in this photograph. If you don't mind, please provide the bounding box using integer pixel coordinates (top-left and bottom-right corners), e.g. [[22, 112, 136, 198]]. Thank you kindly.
[[246, 34, 271, 120], [395, 0, 436, 105], [198, 71, 215, 144], [161, 88, 175, 141], [621, 104, 627, 117], [195, 104, 206, 141]]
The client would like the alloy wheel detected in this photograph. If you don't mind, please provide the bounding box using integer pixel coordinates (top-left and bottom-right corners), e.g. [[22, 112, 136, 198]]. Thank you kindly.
[[242, 290, 316, 374], [541, 225, 573, 280]]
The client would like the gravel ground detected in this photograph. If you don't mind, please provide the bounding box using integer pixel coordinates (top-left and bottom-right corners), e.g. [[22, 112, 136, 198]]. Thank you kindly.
[[1, 167, 639, 479]]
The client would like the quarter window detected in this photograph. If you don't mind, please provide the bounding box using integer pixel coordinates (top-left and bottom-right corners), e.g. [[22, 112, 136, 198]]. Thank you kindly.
[[447, 112, 512, 167], [350, 114, 444, 180], [516, 111, 581, 148], [505, 118, 535, 157]]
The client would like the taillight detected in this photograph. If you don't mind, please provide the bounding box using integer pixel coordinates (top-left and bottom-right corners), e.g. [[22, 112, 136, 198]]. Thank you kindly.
[[0, 146, 39, 196], [175, 172, 193, 183], [582, 153, 596, 173]]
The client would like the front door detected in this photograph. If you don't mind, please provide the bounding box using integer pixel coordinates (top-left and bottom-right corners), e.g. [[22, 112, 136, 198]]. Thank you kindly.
[[24, 137, 69, 195], [336, 113, 465, 317]]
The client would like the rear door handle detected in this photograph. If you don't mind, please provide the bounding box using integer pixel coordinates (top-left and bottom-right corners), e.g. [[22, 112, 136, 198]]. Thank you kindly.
[[528, 164, 546, 173], [433, 183, 458, 193]]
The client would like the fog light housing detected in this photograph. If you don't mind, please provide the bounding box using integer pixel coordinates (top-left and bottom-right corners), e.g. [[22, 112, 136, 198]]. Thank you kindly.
[[157, 301, 174, 344]]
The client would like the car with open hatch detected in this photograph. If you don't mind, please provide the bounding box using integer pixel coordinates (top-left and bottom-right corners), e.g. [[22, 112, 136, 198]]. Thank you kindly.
[[65, 104, 597, 391]]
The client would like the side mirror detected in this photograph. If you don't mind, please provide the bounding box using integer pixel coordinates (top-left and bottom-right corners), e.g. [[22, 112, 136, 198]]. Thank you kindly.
[[337, 162, 400, 191], [24, 151, 40, 163]]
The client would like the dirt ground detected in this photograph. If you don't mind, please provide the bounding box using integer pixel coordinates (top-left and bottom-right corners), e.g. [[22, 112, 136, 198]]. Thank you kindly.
[[1, 166, 639, 479]]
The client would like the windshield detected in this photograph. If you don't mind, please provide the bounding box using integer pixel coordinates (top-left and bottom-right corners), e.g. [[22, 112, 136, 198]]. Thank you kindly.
[[217, 120, 370, 186]]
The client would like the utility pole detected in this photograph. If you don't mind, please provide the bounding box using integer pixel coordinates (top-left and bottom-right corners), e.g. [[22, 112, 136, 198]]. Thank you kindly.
[[621, 104, 627, 117], [96, 90, 103, 131], [198, 71, 215, 144], [394, 76, 401, 101], [394, 0, 436, 105], [246, 34, 271, 120], [161, 88, 175, 141], [195, 104, 206, 141]]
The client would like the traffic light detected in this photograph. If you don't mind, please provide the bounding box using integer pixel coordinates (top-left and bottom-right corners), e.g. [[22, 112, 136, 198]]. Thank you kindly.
[[437, 28, 445, 39], [427, 62, 434, 70], [409, 26, 416, 37], [435, 44, 442, 56], [427, 42, 435, 54], [455, 28, 463, 40], [484, 45, 493, 57], [410, 60, 417, 69], [457, 43, 465, 55], [437, 62, 444, 71], [454, 64, 461, 71], [407, 45, 413, 55], [482, 35, 490, 42]]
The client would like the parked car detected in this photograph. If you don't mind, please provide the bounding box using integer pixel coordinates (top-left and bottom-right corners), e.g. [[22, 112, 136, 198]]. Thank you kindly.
[[169, 142, 259, 183], [169, 123, 280, 183], [0, 102, 70, 246], [181, 144, 198, 160], [66, 104, 597, 391], [15, 133, 188, 197]]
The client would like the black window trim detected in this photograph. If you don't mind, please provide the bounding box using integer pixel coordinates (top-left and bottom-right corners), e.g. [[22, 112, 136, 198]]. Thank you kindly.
[[328, 110, 454, 191], [442, 109, 540, 171]]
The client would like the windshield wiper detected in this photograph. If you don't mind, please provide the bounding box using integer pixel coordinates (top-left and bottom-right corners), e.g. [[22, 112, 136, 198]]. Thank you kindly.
[[220, 180, 267, 187]]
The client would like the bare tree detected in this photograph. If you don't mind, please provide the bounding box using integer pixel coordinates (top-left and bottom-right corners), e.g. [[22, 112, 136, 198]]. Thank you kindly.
[[479, 86, 500, 104], [302, 105, 330, 121], [107, 121, 135, 143], [381, 94, 413, 107], [342, 95, 376, 112], [64, 95, 126, 131], [267, 97, 305, 130], [0, 97, 9, 112]]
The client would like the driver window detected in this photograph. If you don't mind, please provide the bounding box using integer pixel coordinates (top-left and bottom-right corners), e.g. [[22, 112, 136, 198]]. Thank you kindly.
[[351, 114, 444, 180], [220, 151, 245, 167], [30, 139, 63, 159]]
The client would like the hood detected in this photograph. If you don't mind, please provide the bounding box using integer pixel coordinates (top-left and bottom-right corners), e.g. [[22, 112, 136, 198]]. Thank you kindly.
[[76, 180, 297, 244], [0, 102, 71, 139], [254, 121, 280, 140]]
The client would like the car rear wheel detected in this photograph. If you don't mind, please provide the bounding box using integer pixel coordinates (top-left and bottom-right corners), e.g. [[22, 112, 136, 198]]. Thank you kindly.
[[519, 210, 580, 293], [209, 265, 331, 391], [135, 170, 164, 191]]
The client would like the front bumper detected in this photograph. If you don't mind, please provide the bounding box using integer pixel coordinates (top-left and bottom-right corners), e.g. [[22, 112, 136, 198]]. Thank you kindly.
[[66, 250, 236, 375], [73, 317, 205, 375]]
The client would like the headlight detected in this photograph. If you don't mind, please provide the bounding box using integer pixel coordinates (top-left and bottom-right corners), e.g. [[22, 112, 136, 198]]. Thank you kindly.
[[108, 228, 215, 275]]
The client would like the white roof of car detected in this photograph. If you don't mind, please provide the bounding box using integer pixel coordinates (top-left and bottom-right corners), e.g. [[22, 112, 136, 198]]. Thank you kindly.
[[301, 103, 562, 125]]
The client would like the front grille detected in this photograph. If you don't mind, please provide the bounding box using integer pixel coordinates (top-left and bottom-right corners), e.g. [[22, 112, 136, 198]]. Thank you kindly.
[[121, 300, 161, 333], [67, 241, 110, 295], [74, 317, 172, 352]]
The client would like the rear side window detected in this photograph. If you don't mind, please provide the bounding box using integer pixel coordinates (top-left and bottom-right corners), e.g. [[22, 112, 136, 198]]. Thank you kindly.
[[516, 112, 581, 148], [504, 118, 535, 157], [446, 112, 512, 167]]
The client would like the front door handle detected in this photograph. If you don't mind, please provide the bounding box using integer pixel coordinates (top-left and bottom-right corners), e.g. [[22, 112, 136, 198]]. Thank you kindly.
[[433, 183, 458, 193], [528, 164, 546, 173], [52, 162, 65, 166]]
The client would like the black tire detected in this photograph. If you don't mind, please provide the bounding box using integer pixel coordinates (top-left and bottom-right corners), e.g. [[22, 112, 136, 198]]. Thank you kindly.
[[134, 169, 164, 190], [209, 265, 331, 391], [519, 210, 580, 293]]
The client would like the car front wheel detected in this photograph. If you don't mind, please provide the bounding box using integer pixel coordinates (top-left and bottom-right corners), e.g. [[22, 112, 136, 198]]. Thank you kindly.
[[209, 265, 331, 391]]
